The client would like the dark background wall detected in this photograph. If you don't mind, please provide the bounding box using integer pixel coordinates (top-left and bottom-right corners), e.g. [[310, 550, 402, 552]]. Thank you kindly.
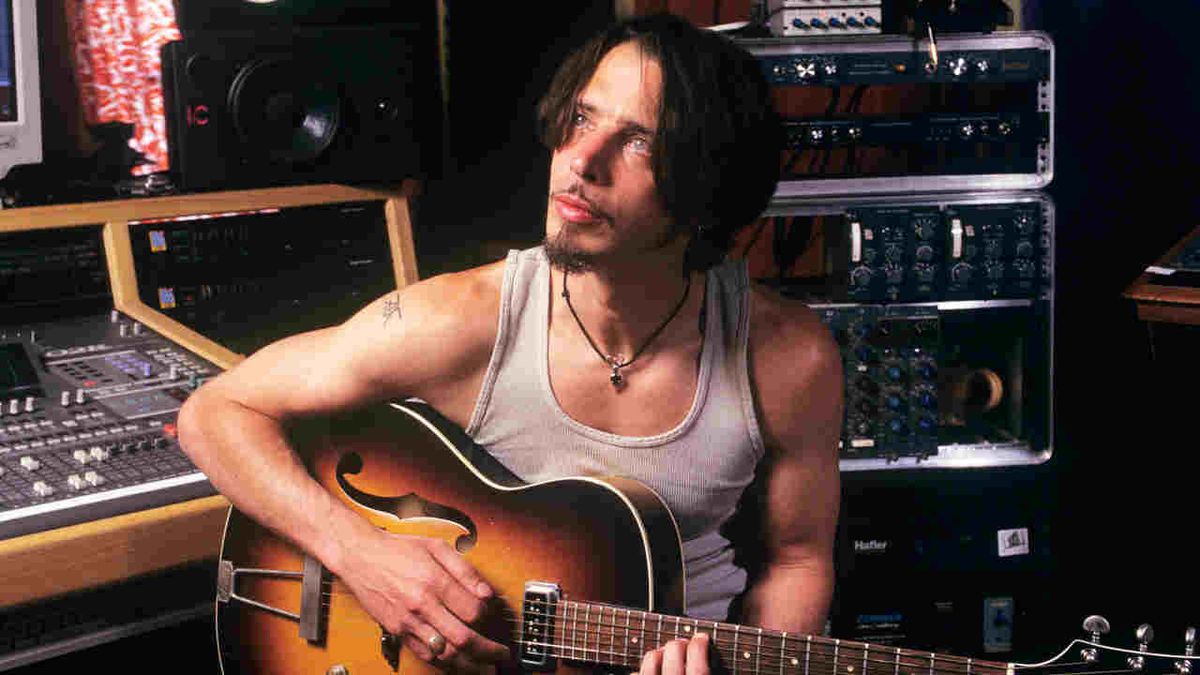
[[1034, 0, 1199, 644]]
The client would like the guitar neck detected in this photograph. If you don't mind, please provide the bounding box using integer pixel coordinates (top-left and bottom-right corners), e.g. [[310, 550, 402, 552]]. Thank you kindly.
[[545, 599, 1013, 675]]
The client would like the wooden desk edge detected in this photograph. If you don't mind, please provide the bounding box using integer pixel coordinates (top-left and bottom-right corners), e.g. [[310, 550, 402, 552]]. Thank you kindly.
[[0, 495, 230, 607]]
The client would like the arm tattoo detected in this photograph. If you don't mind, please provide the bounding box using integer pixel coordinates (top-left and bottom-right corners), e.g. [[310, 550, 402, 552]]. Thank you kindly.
[[382, 294, 402, 326]]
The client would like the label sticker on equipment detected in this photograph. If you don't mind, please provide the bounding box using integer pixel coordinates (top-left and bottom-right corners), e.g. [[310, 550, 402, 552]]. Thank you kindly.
[[997, 528, 1029, 557], [158, 287, 177, 309], [149, 230, 168, 252]]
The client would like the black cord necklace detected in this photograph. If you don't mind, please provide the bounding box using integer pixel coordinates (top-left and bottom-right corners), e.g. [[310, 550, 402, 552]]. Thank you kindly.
[[561, 269, 692, 388]]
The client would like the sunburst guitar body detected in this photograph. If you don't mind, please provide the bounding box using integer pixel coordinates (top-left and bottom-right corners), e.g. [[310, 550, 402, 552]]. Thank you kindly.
[[215, 400, 685, 674]]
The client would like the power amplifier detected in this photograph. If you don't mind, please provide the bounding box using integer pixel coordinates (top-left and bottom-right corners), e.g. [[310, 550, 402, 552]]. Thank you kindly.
[[737, 32, 1053, 197]]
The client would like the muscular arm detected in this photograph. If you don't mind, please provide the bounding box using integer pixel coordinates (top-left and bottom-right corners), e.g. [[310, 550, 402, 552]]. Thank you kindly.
[[739, 288, 844, 636], [176, 264, 509, 666]]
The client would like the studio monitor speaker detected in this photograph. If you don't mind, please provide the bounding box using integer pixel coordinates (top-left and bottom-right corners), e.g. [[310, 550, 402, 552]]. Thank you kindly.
[[161, 26, 442, 192]]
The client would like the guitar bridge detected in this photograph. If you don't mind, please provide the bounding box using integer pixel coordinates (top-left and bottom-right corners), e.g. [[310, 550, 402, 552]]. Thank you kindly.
[[521, 581, 561, 672]]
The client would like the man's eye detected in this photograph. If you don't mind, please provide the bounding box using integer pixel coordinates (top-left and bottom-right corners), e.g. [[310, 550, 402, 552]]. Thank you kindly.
[[571, 112, 589, 127], [626, 136, 651, 154]]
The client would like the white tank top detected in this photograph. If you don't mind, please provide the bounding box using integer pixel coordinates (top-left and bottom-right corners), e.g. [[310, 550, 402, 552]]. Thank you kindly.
[[466, 247, 765, 620]]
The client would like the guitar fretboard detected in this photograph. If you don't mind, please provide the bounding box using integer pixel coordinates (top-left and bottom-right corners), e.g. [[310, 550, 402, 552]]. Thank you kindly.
[[527, 599, 1012, 675]]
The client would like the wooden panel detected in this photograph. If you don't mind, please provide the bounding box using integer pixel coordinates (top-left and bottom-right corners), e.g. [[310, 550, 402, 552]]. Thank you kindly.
[[0, 183, 418, 233], [0, 496, 230, 607]]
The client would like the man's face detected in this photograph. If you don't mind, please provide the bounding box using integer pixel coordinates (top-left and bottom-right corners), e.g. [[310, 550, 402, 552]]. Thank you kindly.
[[545, 41, 677, 271]]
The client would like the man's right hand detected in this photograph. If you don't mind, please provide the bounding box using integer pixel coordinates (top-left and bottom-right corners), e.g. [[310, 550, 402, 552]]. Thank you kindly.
[[336, 529, 511, 672]]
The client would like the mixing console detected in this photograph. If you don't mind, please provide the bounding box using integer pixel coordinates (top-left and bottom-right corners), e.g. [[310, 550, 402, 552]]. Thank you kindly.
[[0, 310, 217, 539]]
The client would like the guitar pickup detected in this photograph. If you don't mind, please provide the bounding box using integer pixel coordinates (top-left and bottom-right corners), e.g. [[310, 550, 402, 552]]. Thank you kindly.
[[521, 581, 561, 671]]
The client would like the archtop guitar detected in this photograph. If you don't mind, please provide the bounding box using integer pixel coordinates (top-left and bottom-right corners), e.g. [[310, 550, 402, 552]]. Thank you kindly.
[[213, 400, 1197, 675]]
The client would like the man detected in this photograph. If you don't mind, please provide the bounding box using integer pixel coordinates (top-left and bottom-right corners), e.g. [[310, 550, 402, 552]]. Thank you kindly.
[[178, 13, 843, 675]]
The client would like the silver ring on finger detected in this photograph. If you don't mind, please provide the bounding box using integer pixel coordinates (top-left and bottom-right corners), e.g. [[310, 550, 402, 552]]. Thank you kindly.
[[428, 631, 447, 657]]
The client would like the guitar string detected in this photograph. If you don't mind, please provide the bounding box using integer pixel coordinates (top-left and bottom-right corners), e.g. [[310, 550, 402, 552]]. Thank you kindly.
[[315, 588, 1000, 673], [236, 599, 1130, 675], [275, 594, 1134, 675], [294, 592, 1114, 675], [311, 589, 1133, 675], [308, 588, 1178, 674]]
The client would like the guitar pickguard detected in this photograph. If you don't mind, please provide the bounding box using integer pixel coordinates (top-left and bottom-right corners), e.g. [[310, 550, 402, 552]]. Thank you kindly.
[[335, 451, 478, 553]]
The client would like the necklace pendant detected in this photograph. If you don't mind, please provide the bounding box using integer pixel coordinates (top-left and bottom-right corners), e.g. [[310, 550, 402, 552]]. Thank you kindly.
[[609, 365, 624, 387]]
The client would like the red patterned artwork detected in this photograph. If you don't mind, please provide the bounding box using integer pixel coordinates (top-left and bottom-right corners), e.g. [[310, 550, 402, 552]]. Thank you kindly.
[[66, 0, 181, 175]]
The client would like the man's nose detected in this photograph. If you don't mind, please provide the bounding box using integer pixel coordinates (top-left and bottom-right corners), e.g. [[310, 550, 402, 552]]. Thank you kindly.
[[568, 131, 615, 184]]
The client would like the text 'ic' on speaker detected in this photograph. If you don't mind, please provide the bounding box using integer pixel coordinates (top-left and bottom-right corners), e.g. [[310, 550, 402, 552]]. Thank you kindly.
[[161, 27, 442, 192]]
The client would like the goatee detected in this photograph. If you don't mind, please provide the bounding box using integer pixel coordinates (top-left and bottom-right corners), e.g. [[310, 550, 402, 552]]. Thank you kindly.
[[543, 227, 595, 273]]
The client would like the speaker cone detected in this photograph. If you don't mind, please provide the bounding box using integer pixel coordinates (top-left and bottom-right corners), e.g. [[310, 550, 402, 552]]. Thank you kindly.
[[228, 58, 341, 163]]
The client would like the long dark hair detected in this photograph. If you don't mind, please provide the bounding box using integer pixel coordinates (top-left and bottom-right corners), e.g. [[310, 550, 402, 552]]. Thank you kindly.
[[538, 13, 783, 273]]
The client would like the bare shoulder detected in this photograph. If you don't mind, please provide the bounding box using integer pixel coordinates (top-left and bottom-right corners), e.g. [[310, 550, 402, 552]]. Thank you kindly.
[[340, 259, 508, 389], [748, 283, 841, 378], [747, 283, 844, 454], [363, 259, 507, 339]]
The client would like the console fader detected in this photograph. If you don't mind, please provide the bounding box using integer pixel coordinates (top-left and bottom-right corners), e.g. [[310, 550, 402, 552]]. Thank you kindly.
[[0, 310, 217, 539]]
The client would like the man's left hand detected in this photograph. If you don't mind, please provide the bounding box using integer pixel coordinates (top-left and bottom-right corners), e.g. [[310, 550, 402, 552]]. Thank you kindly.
[[639, 632, 711, 675]]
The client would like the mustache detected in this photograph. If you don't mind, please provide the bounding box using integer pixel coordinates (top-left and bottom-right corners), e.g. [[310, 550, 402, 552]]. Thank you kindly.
[[551, 185, 610, 219]]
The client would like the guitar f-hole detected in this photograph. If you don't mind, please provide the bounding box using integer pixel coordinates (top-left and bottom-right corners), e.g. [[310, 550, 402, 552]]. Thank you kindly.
[[335, 452, 479, 553]]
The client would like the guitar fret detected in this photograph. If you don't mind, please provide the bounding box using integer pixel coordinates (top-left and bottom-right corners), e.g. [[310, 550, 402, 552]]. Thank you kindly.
[[600, 600, 609, 658], [780, 632, 788, 674], [583, 604, 590, 660], [733, 624, 741, 675], [929, 652, 936, 675], [572, 602, 579, 661], [657, 615, 664, 650], [755, 627, 763, 675], [640, 611, 648, 657], [895, 648, 901, 675], [834, 639, 841, 675], [967, 658, 973, 675], [805, 635, 812, 675], [625, 608, 632, 667], [863, 643, 869, 675]]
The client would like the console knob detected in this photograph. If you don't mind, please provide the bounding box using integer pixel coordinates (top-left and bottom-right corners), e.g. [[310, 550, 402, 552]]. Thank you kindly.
[[855, 376, 879, 393], [915, 244, 935, 262], [951, 262, 973, 284], [918, 416, 937, 432], [950, 56, 969, 77], [885, 394, 906, 411], [1014, 214, 1035, 235], [1015, 241, 1035, 259], [919, 391, 938, 409], [888, 419, 909, 435], [851, 266, 874, 287]]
